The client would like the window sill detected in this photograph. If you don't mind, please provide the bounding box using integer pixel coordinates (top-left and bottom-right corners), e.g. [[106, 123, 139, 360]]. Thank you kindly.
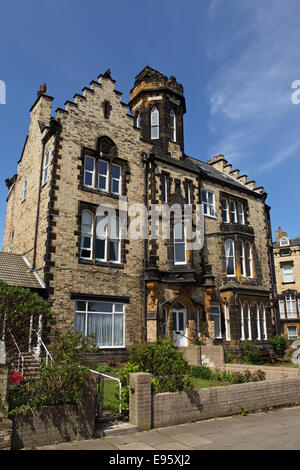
[[282, 281, 295, 285], [79, 258, 124, 269], [80, 185, 122, 199], [204, 214, 216, 219]]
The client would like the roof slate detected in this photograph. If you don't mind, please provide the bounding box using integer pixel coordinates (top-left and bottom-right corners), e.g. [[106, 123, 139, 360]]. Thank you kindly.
[[0, 252, 45, 290]]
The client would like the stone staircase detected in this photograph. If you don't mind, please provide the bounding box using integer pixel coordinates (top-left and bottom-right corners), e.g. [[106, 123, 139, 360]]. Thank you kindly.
[[9, 352, 41, 382]]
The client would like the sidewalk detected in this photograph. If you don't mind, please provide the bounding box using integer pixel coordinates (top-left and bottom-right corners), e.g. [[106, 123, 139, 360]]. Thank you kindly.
[[33, 405, 300, 450]]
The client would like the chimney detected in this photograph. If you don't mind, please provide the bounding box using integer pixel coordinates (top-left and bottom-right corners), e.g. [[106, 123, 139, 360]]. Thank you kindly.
[[29, 83, 54, 135], [275, 226, 287, 243]]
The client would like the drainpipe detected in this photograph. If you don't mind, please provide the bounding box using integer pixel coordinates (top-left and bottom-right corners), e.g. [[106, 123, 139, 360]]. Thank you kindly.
[[142, 152, 149, 342], [32, 140, 46, 270]]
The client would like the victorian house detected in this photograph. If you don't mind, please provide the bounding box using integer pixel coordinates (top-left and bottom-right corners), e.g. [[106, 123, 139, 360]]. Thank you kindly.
[[3, 66, 277, 361]]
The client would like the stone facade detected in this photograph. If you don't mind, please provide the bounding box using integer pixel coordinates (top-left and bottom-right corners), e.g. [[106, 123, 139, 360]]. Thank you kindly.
[[3, 66, 277, 359], [273, 227, 300, 339]]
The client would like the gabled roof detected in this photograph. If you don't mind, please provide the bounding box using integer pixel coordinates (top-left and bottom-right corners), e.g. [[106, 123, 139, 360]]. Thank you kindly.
[[0, 253, 45, 290]]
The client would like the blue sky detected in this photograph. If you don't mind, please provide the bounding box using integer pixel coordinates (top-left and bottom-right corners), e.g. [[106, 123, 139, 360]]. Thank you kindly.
[[0, 0, 299, 247]]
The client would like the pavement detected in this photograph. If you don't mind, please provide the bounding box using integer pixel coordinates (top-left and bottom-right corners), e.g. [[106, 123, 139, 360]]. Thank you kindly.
[[31, 405, 300, 451]]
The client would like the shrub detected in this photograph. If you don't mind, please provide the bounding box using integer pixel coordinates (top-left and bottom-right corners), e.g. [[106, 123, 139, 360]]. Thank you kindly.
[[225, 352, 235, 364], [190, 365, 213, 380], [241, 342, 259, 365], [269, 335, 289, 361]]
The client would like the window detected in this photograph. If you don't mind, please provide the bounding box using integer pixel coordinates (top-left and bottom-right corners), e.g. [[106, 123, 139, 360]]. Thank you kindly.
[[80, 210, 93, 259], [280, 248, 290, 257], [161, 175, 168, 203], [185, 183, 191, 205], [221, 199, 229, 222], [245, 242, 253, 278], [136, 112, 141, 129], [170, 109, 176, 142], [283, 264, 293, 283], [255, 303, 261, 340], [245, 302, 252, 340], [237, 240, 246, 277], [224, 303, 231, 341], [151, 107, 159, 139], [163, 309, 168, 337], [201, 190, 215, 217], [81, 210, 121, 264], [287, 326, 298, 340], [230, 201, 237, 223], [195, 310, 200, 336], [279, 299, 285, 318], [75, 300, 125, 348], [210, 306, 222, 339], [260, 304, 267, 340], [237, 202, 245, 224], [286, 294, 297, 318], [98, 160, 108, 191], [84, 156, 95, 188], [42, 150, 50, 185], [280, 237, 290, 247], [174, 223, 186, 265], [225, 239, 235, 276], [22, 179, 28, 201], [111, 164, 121, 195], [239, 301, 245, 340]]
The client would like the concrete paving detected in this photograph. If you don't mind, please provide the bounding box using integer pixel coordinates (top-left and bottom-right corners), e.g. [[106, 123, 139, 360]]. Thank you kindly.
[[34, 405, 300, 450]]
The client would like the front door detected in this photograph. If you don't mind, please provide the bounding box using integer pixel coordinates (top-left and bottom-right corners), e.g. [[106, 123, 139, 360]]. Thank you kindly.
[[172, 308, 187, 347]]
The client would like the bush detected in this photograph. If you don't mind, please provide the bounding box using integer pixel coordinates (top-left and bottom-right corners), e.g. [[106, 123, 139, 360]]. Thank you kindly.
[[190, 365, 213, 380], [241, 342, 259, 364], [269, 335, 289, 361]]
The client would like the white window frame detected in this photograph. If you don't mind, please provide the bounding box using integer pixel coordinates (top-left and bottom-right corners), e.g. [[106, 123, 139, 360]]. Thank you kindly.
[[287, 326, 298, 340], [170, 109, 176, 142], [237, 202, 245, 225], [283, 263, 293, 283], [136, 112, 141, 129], [201, 189, 215, 217], [230, 201, 237, 223], [224, 303, 231, 341], [162, 175, 168, 203], [245, 302, 252, 340], [279, 299, 285, 318], [98, 159, 108, 192], [84, 156, 95, 188], [111, 164, 122, 195], [95, 214, 121, 264], [280, 237, 290, 247], [151, 107, 159, 139], [286, 294, 297, 318], [245, 242, 253, 278], [221, 198, 229, 223], [74, 300, 125, 348], [225, 238, 235, 277], [238, 240, 246, 277], [255, 303, 261, 340], [210, 305, 222, 339], [42, 150, 50, 185], [80, 210, 94, 260], [22, 179, 28, 201], [261, 304, 267, 340], [239, 301, 245, 341], [174, 223, 186, 265]]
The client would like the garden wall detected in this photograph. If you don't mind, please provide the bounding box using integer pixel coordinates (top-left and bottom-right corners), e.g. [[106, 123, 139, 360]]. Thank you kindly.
[[220, 364, 299, 381], [11, 373, 97, 450], [129, 373, 300, 430]]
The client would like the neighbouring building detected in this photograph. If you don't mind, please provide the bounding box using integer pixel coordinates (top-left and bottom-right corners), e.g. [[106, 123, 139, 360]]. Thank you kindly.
[[273, 227, 300, 340], [3, 66, 277, 361]]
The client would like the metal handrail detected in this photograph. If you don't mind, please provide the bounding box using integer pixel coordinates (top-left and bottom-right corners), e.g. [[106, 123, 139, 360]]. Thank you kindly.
[[8, 329, 24, 376], [32, 329, 53, 365], [89, 369, 122, 414]]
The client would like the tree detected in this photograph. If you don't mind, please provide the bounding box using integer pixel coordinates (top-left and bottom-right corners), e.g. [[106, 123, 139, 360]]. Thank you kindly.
[[269, 335, 289, 361]]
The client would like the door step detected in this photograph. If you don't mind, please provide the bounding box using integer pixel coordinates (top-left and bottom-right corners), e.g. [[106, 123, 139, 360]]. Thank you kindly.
[[94, 420, 137, 437]]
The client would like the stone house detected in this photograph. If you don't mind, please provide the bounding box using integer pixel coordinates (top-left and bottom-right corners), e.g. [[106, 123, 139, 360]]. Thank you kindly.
[[273, 227, 300, 340], [3, 66, 277, 361]]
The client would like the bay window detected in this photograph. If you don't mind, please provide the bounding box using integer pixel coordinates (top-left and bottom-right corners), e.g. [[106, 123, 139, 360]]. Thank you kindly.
[[225, 239, 235, 276], [286, 294, 297, 318], [245, 242, 253, 278], [255, 303, 261, 340], [239, 301, 245, 340], [210, 306, 222, 339], [75, 300, 125, 348]]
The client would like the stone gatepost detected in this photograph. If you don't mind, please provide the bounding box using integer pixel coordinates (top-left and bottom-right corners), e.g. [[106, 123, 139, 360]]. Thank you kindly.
[[0, 364, 9, 412], [129, 372, 152, 431]]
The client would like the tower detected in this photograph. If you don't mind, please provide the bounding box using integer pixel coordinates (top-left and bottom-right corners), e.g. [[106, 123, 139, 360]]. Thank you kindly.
[[129, 66, 186, 154]]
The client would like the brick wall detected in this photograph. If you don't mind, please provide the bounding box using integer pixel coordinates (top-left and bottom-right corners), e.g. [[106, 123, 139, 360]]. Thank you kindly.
[[129, 372, 300, 430], [221, 363, 299, 381]]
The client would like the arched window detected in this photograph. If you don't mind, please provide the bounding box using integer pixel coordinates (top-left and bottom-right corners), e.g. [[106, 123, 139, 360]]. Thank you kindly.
[[151, 107, 159, 139], [80, 210, 93, 259], [237, 240, 246, 277], [174, 224, 186, 265], [245, 302, 252, 340], [245, 242, 253, 278], [260, 304, 267, 340], [170, 109, 176, 142], [225, 239, 235, 276], [255, 303, 261, 340], [239, 301, 245, 340]]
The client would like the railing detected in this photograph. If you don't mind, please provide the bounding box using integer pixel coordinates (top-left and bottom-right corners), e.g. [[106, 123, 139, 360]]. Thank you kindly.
[[8, 329, 25, 376], [31, 329, 53, 365], [89, 369, 122, 415]]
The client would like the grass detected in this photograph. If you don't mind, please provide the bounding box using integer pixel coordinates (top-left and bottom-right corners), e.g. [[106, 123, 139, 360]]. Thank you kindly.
[[103, 380, 120, 414], [191, 377, 229, 389]]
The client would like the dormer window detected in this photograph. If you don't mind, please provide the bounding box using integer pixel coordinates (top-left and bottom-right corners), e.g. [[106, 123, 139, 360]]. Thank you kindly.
[[280, 237, 290, 247], [151, 107, 159, 139], [170, 109, 176, 142]]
